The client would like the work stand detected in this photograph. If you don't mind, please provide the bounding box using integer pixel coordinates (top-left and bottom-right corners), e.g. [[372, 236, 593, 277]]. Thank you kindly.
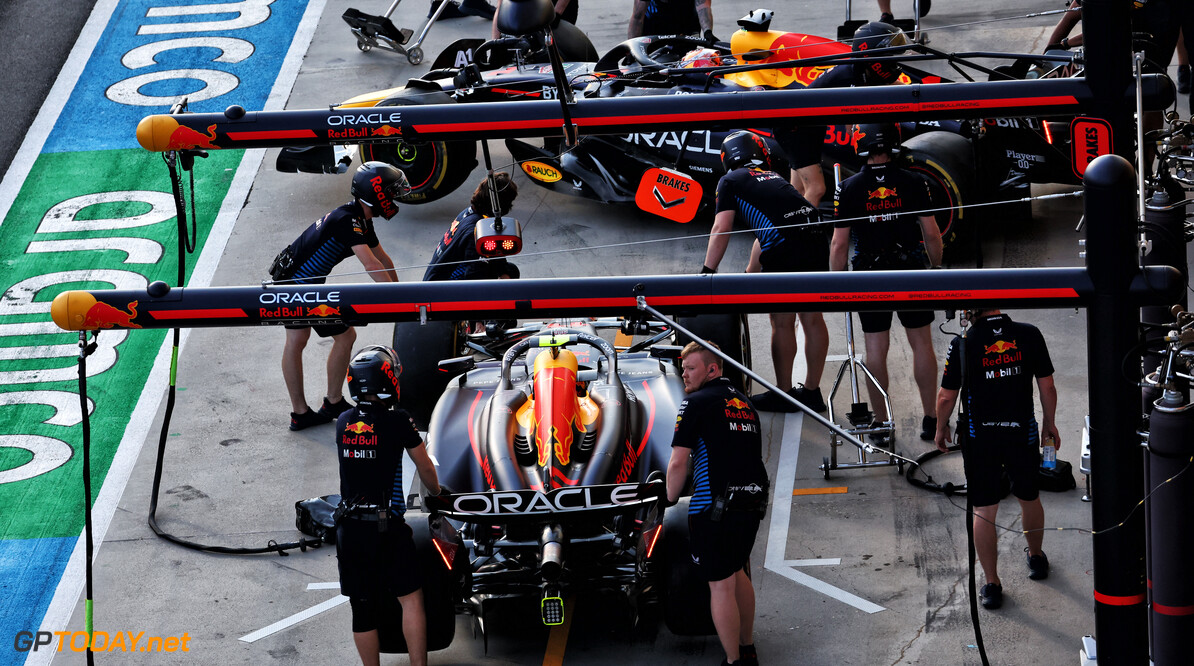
[[836, 0, 928, 44], [343, 0, 483, 65], [821, 312, 902, 479]]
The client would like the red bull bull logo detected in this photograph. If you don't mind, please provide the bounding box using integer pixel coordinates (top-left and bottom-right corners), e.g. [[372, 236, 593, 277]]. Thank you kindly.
[[307, 304, 340, 317], [82, 300, 141, 329], [371, 125, 402, 137], [868, 187, 898, 200], [726, 397, 748, 410], [984, 340, 1018, 354], [725, 396, 756, 420], [166, 123, 220, 151], [344, 421, 374, 434]]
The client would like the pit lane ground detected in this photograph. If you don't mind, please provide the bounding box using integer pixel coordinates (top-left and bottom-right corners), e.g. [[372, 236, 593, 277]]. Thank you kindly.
[[14, 0, 1193, 664]]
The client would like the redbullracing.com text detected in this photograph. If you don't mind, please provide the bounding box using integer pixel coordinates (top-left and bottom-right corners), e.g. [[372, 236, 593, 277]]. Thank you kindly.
[[14, 630, 191, 654]]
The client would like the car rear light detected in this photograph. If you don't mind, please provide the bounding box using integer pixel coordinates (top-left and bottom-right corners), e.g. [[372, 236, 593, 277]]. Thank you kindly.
[[1043, 121, 1054, 145], [430, 516, 459, 570], [644, 524, 663, 560]]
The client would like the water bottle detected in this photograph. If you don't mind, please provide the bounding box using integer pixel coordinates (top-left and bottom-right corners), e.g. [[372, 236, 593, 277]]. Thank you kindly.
[[1042, 437, 1057, 470]]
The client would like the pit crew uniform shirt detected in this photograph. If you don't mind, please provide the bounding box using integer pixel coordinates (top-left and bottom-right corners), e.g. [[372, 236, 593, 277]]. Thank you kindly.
[[335, 403, 425, 600], [423, 206, 511, 281], [287, 201, 380, 285], [941, 313, 1054, 507], [278, 201, 380, 336], [715, 167, 827, 271], [671, 376, 769, 581], [834, 161, 936, 332], [641, 0, 700, 37]]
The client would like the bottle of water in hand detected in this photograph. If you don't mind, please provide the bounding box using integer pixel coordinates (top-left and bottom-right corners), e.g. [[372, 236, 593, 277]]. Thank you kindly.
[[1042, 436, 1057, 470]]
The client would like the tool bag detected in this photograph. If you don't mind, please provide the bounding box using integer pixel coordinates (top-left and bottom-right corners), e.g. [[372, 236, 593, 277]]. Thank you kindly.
[[295, 494, 341, 543], [1038, 460, 1077, 492], [268, 245, 296, 281]]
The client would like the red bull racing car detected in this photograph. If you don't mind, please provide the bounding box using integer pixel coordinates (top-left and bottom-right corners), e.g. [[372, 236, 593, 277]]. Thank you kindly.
[[277, 8, 1089, 252], [387, 314, 747, 651]]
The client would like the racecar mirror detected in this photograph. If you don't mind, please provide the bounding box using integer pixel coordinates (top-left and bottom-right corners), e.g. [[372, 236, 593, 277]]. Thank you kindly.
[[496, 0, 554, 37], [648, 345, 683, 361], [475, 216, 523, 257], [438, 356, 476, 376]]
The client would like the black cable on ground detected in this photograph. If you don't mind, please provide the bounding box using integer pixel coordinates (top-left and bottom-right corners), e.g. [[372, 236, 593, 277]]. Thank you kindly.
[[142, 147, 320, 556], [905, 445, 967, 494], [77, 331, 97, 665], [965, 486, 989, 666]]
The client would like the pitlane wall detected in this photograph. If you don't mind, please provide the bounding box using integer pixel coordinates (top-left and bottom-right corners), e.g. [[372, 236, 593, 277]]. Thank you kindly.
[[0, 0, 321, 661]]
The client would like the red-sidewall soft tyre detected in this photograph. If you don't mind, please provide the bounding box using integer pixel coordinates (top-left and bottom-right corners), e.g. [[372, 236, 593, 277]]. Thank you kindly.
[[359, 90, 478, 205], [903, 131, 976, 262]]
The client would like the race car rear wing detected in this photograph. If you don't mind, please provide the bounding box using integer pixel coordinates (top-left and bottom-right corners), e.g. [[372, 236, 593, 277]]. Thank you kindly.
[[422, 482, 664, 524]]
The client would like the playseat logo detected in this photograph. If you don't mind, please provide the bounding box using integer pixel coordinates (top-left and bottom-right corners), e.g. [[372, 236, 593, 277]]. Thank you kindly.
[[446, 484, 647, 515], [258, 291, 340, 304]]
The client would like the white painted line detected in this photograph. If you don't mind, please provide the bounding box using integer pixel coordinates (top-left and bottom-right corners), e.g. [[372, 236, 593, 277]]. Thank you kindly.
[[783, 558, 841, 567], [763, 412, 886, 614], [239, 594, 349, 643], [306, 582, 342, 591]]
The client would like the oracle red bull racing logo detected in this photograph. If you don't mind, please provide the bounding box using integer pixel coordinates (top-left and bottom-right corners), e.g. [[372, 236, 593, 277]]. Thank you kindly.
[[725, 397, 756, 420]]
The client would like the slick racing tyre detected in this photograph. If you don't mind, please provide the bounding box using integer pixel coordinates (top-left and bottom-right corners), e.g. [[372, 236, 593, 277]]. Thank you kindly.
[[660, 498, 716, 636], [674, 313, 751, 393], [377, 513, 461, 653], [359, 90, 478, 205], [902, 131, 976, 262], [392, 319, 461, 430]]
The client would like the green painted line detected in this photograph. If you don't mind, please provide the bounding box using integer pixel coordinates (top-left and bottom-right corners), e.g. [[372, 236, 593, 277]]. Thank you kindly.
[[0, 148, 241, 540]]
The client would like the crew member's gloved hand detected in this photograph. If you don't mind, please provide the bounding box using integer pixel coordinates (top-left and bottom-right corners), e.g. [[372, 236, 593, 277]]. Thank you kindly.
[[703, 29, 719, 46], [435, 483, 455, 496]]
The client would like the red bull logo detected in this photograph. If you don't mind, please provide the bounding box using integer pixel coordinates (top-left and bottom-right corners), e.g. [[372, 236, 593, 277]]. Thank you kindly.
[[371, 125, 402, 137], [344, 421, 374, 434], [984, 340, 1018, 354], [165, 122, 220, 151], [82, 300, 141, 330], [868, 187, 898, 200], [726, 398, 748, 410], [307, 304, 340, 317], [371, 175, 398, 218]]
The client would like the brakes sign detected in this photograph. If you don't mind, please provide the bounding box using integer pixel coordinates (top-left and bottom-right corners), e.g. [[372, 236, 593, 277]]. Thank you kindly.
[[635, 167, 702, 223], [1070, 117, 1113, 179]]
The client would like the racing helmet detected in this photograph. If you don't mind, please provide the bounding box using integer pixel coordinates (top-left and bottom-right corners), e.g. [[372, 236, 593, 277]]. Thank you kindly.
[[852, 21, 908, 84], [720, 131, 771, 171], [346, 345, 403, 406], [852, 123, 902, 157], [351, 161, 410, 220]]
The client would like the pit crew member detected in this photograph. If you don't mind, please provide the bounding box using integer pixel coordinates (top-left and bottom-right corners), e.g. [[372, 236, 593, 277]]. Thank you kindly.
[[666, 341, 768, 666], [424, 173, 519, 281], [933, 309, 1059, 610], [702, 130, 829, 414], [629, 0, 715, 43], [336, 345, 442, 666], [271, 162, 405, 431], [777, 21, 909, 208], [830, 123, 943, 442]]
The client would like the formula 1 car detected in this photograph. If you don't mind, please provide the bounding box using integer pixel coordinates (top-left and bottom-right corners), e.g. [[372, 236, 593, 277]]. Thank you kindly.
[[277, 7, 1087, 252], [386, 314, 748, 651]]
